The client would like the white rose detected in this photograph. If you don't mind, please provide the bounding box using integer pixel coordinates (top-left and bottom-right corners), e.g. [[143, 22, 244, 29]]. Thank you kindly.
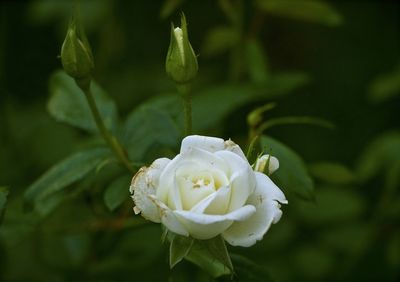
[[130, 135, 287, 247]]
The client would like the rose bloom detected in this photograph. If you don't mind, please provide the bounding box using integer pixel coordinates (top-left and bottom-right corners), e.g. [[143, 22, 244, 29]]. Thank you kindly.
[[130, 135, 287, 247]]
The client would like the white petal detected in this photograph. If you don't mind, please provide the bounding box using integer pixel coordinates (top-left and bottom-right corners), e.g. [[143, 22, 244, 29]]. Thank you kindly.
[[215, 150, 256, 211], [176, 170, 215, 210], [181, 135, 225, 153], [148, 195, 189, 236], [224, 139, 247, 160], [190, 185, 231, 215], [173, 27, 184, 63], [130, 158, 170, 222], [157, 148, 229, 205], [174, 205, 256, 240], [254, 172, 287, 204], [166, 175, 183, 210], [222, 172, 287, 247]]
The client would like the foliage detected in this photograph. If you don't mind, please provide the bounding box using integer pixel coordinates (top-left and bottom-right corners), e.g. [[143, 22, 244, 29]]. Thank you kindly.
[[0, 0, 399, 281]]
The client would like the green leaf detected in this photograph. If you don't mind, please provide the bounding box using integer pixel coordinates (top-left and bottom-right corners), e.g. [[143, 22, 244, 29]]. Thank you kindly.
[[295, 187, 365, 224], [202, 26, 239, 56], [24, 147, 111, 206], [356, 131, 400, 182], [260, 136, 315, 200], [0, 187, 9, 223], [245, 38, 269, 83], [139, 73, 309, 133], [185, 236, 233, 278], [368, 64, 400, 103], [309, 162, 355, 184], [122, 106, 180, 161], [169, 234, 194, 268], [256, 0, 343, 26], [192, 74, 309, 131], [104, 174, 131, 211], [230, 254, 275, 282], [47, 70, 118, 133]]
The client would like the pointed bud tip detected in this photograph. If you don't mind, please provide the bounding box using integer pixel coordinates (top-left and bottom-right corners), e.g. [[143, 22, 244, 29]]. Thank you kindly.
[[60, 13, 94, 80], [165, 13, 198, 84]]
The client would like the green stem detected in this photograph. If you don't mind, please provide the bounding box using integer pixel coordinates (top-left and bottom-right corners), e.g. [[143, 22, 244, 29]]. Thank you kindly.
[[77, 79, 134, 173], [177, 83, 192, 136]]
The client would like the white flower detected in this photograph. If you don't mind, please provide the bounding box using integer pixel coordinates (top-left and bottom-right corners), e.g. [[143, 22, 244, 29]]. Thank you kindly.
[[130, 135, 287, 247]]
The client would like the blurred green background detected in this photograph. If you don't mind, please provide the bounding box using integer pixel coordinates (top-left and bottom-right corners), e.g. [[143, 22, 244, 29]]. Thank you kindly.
[[0, 0, 399, 281]]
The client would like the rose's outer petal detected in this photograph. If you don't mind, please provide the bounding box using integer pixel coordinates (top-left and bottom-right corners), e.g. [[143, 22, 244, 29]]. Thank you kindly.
[[222, 172, 287, 247], [174, 205, 256, 240], [215, 150, 256, 211], [224, 139, 247, 160], [148, 195, 189, 236], [181, 135, 225, 153], [130, 158, 170, 222]]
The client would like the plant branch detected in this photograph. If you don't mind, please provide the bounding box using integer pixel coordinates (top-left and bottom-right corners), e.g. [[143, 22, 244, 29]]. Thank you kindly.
[[77, 79, 134, 173], [177, 83, 192, 136]]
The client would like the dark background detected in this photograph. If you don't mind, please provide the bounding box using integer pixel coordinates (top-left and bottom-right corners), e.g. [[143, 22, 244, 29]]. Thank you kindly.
[[0, 0, 399, 281]]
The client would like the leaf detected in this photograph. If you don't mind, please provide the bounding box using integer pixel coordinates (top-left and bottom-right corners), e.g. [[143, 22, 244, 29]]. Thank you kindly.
[[24, 147, 111, 206], [138, 73, 309, 134], [122, 106, 180, 161], [104, 175, 131, 211], [356, 131, 400, 182], [202, 26, 239, 56], [184, 236, 233, 278], [368, 64, 400, 103], [0, 187, 9, 223], [247, 103, 277, 128], [260, 136, 315, 200], [295, 187, 365, 224], [192, 73, 310, 131], [308, 162, 355, 184], [256, 0, 343, 26], [245, 38, 269, 83], [169, 234, 194, 268], [230, 254, 275, 282], [160, 0, 184, 19], [47, 70, 118, 133]]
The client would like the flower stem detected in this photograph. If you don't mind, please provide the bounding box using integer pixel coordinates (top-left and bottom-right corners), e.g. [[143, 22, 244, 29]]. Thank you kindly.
[[177, 83, 192, 136], [76, 78, 134, 173]]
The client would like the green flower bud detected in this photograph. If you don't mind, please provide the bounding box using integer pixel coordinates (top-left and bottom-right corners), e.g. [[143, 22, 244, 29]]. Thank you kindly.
[[166, 13, 198, 84], [61, 17, 94, 80]]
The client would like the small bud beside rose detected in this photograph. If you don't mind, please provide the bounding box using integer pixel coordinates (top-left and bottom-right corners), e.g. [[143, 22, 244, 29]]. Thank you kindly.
[[255, 154, 279, 175], [165, 13, 198, 84], [61, 17, 94, 81]]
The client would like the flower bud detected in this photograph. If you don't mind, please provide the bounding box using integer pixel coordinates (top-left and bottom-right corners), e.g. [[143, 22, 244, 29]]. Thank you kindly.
[[255, 154, 279, 175], [166, 13, 198, 84], [61, 17, 94, 80]]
